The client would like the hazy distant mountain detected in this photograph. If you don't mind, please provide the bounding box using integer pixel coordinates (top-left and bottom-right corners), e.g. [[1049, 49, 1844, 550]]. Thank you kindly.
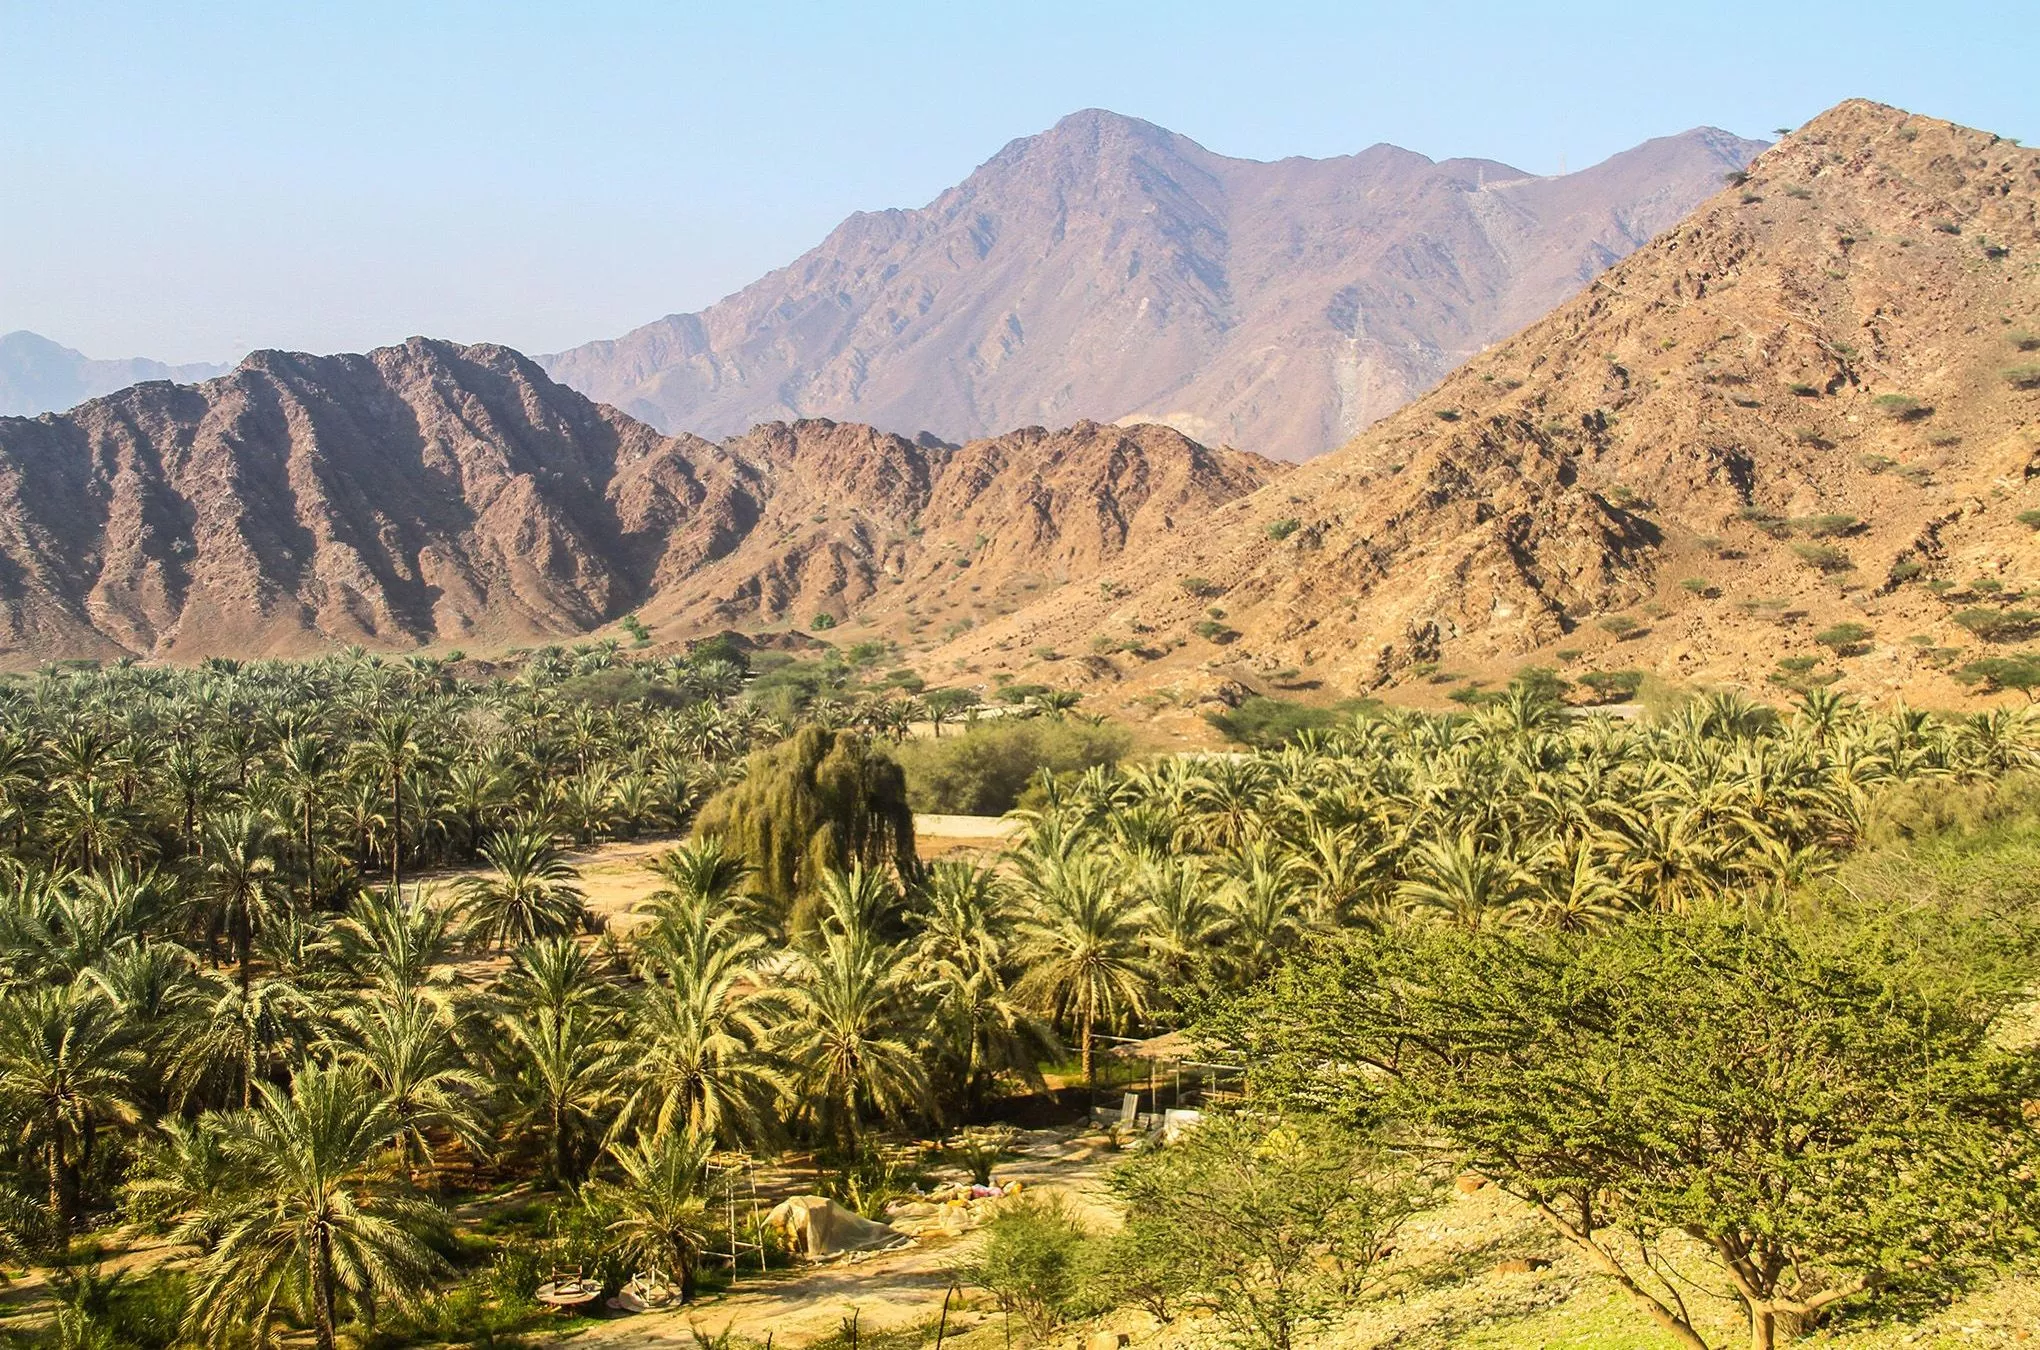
[[543, 111, 1767, 460], [0, 331, 229, 417], [0, 338, 1273, 664]]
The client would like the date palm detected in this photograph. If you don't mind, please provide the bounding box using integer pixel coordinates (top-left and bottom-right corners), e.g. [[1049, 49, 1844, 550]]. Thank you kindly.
[[186, 1063, 448, 1350], [594, 1125, 716, 1302], [782, 910, 927, 1152], [0, 980, 142, 1243], [201, 809, 285, 991], [498, 1001, 622, 1187], [1396, 829, 1532, 930], [1011, 851, 1153, 1083], [329, 989, 489, 1183], [457, 824, 587, 952], [625, 904, 787, 1147]]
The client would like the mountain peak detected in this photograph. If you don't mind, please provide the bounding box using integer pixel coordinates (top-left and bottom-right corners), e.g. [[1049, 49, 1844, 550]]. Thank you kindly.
[[543, 117, 1763, 459]]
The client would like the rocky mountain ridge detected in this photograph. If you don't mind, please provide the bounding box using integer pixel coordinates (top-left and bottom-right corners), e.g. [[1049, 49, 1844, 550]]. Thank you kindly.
[[0, 341, 1275, 665], [542, 110, 1767, 461], [931, 101, 2040, 709]]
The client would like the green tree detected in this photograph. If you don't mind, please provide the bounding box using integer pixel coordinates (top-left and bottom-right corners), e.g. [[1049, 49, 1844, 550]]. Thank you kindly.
[[187, 1064, 448, 1350], [1108, 1113, 1431, 1350], [456, 824, 587, 951], [591, 1126, 715, 1302], [692, 726, 915, 935], [0, 981, 143, 1245], [1215, 912, 2040, 1350]]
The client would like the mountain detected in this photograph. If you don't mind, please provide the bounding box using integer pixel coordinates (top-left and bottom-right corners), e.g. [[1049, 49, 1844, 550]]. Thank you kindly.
[[541, 111, 1767, 461], [0, 331, 229, 417], [931, 101, 2040, 709], [0, 339, 1275, 665]]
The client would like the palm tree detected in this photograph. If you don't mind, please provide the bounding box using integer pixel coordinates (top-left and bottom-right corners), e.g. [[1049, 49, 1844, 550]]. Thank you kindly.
[[498, 1002, 621, 1187], [910, 861, 1052, 1119], [201, 810, 285, 990], [1396, 829, 1532, 930], [186, 1064, 448, 1350], [594, 1126, 716, 1302], [332, 887, 463, 999], [0, 980, 143, 1243], [457, 824, 587, 952], [353, 712, 422, 892], [782, 911, 927, 1152], [329, 989, 489, 1183], [623, 916, 788, 1148], [641, 838, 756, 929], [168, 973, 322, 1111], [1010, 851, 1152, 1083]]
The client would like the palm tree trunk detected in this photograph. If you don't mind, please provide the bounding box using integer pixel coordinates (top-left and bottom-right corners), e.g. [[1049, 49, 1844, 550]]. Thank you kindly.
[[390, 771, 402, 895], [552, 1102, 569, 1186], [46, 1127, 67, 1247], [303, 800, 317, 913], [1080, 1007, 1095, 1086], [312, 1225, 339, 1350]]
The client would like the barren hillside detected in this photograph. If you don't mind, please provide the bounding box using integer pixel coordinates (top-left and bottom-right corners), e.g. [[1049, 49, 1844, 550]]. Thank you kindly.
[[0, 341, 1273, 665], [930, 101, 2040, 710], [543, 110, 1764, 461]]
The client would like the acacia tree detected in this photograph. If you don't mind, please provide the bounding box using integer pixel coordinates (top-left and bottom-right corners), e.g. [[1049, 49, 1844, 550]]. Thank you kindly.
[[1214, 912, 2040, 1350]]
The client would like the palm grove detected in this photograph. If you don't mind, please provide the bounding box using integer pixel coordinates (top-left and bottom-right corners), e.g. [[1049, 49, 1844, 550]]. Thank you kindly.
[[0, 641, 2033, 1349]]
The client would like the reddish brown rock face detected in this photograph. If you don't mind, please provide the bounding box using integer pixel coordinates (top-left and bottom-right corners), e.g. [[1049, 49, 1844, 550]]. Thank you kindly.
[[935, 101, 2040, 708], [0, 339, 1277, 666]]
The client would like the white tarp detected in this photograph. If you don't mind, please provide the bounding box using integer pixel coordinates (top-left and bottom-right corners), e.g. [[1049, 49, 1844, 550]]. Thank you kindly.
[[764, 1195, 913, 1260]]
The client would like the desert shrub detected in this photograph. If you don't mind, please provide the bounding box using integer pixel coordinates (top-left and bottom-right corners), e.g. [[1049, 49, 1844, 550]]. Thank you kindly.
[[1553, 648, 1582, 664], [1265, 518, 1301, 541], [892, 718, 1131, 816], [1105, 1113, 1433, 1349], [1814, 622, 1874, 655], [1212, 904, 2040, 1350], [810, 612, 837, 630], [1777, 655, 1822, 674], [1192, 620, 1238, 643], [2011, 332, 2040, 353], [2016, 509, 2040, 530], [1951, 608, 2040, 643], [1206, 696, 1375, 750], [1954, 653, 2040, 701], [963, 1195, 1099, 1339], [1792, 513, 1861, 538], [1889, 559, 1925, 583], [1179, 576, 1222, 598], [2005, 366, 2040, 391], [1681, 577, 1716, 595], [1857, 452, 1896, 473], [1578, 670, 1644, 703], [1788, 382, 1820, 397], [1872, 393, 1930, 420], [1599, 615, 1643, 639], [1792, 542, 1855, 573]]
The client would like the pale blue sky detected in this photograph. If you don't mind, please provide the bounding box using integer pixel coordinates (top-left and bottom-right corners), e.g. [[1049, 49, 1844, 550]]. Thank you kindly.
[[3, 1, 2034, 364]]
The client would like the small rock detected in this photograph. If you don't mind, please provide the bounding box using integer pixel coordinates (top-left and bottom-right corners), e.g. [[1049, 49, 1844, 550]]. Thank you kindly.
[[1086, 1333, 1130, 1350], [1455, 1173, 1489, 1193], [1494, 1257, 1553, 1275]]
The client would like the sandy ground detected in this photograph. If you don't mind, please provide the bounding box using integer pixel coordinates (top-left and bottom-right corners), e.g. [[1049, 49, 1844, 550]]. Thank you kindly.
[[569, 1126, 1117, 1347], [417, 815, 1020, 935]]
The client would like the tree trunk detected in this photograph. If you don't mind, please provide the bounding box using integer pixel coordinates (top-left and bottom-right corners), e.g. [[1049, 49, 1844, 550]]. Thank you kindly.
[[390, 772, 402, 895], [1080, 1008, 1095, 1085], [680, 1251, 696, 1303], [552, 1102, 569, 1186], [312, 1225, 339, 1350], [47, 1129, 68, 1248], [303, 801, 317, 913]]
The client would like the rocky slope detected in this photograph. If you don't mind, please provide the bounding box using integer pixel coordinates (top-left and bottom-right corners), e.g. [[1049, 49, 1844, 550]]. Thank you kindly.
[[0, 331, 228, 418], [0, 341, 1274, 665], [932, 101, 2040, 709], [542, 111, 1765, 462]]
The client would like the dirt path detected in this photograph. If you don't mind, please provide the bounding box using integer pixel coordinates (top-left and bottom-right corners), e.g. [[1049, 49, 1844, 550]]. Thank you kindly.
[[567, 1126, 1118, 1348]]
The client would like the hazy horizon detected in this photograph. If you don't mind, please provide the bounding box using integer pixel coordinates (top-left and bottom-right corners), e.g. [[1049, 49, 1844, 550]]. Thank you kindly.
[[4, 0, 2035, 365]]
